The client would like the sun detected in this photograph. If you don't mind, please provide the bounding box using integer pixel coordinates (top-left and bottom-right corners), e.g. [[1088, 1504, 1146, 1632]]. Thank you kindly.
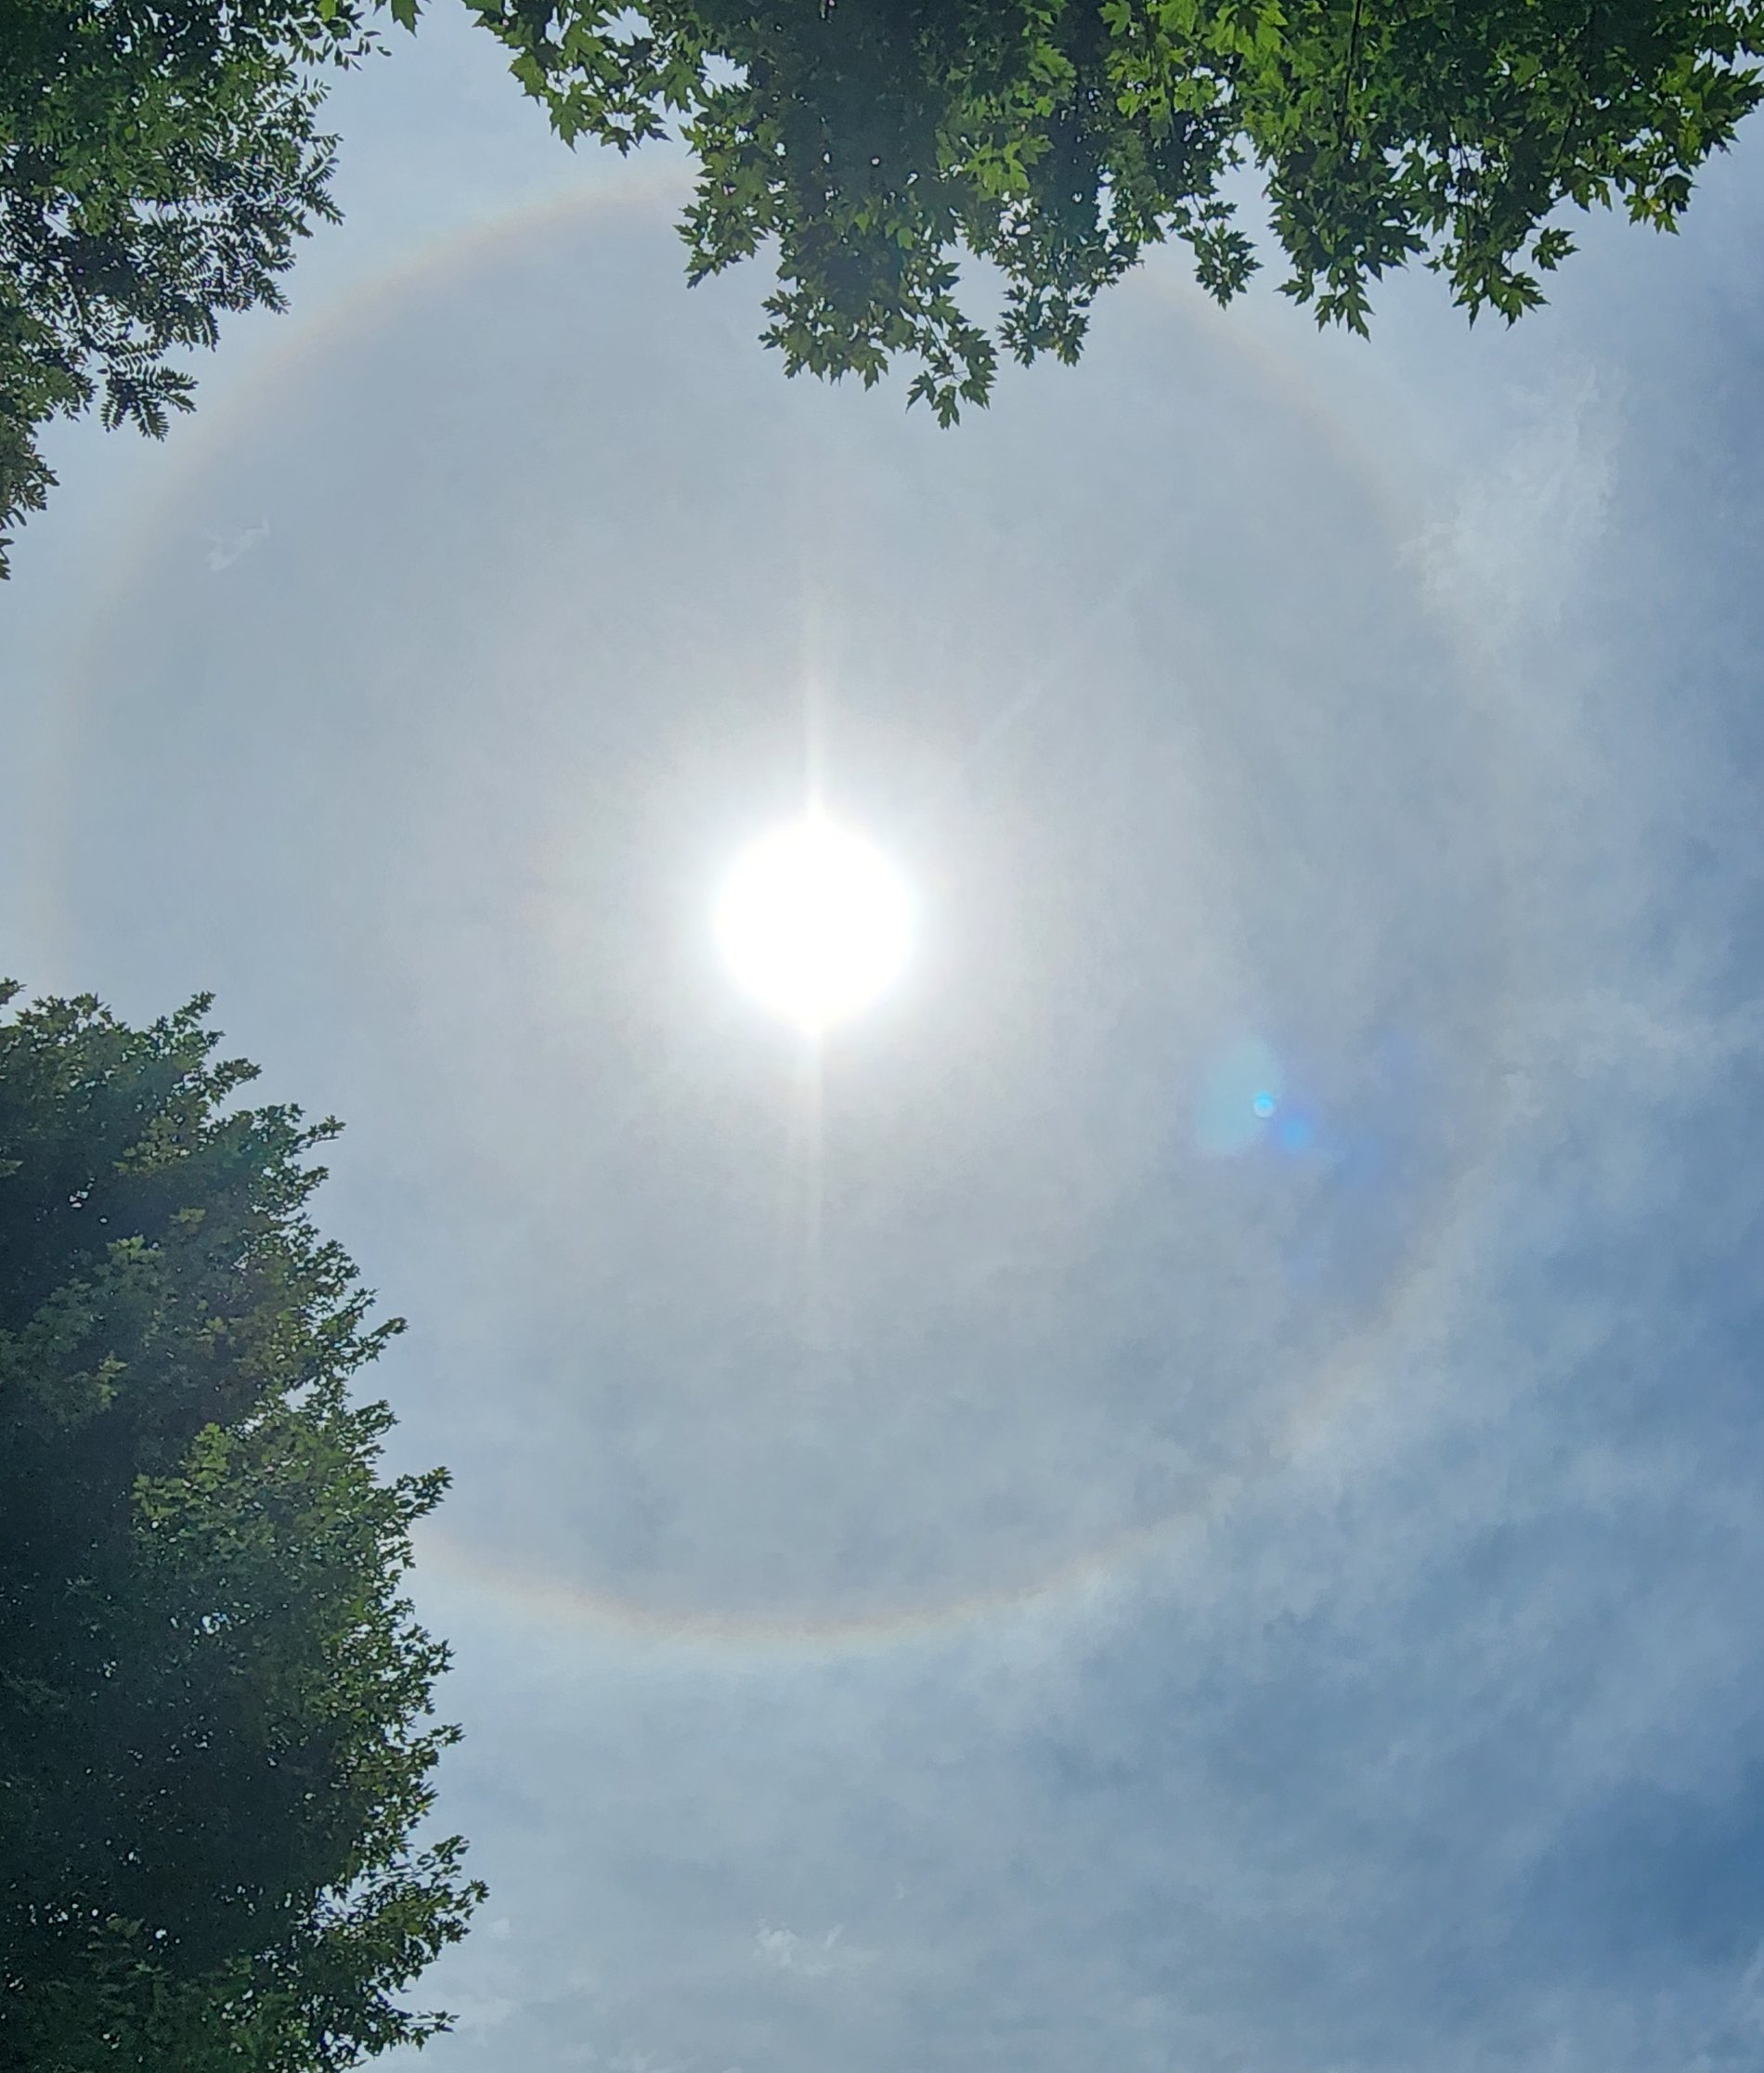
[[715, 813, 913, 1032]]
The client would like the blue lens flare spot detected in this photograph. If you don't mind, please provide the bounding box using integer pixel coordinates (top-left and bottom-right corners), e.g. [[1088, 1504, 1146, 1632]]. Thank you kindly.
[[1278, 1115, 1314, 1152], [1196, 1037, 1285, 1155]]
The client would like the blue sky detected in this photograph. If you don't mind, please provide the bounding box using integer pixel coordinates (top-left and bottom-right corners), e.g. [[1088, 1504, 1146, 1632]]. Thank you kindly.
[[6, 12, 1764, 2068]]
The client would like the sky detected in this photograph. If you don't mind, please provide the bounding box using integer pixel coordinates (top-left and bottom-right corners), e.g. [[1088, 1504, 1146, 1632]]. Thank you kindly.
[[6, 12, 1764, 2069]]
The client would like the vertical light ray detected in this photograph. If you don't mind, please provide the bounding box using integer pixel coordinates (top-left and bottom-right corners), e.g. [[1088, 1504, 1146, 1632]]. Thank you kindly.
[[797, 615, 830, 1375]]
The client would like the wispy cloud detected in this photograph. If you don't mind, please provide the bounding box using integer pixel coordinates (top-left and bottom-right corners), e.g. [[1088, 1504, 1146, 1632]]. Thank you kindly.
[[203, 520, 269, 573]]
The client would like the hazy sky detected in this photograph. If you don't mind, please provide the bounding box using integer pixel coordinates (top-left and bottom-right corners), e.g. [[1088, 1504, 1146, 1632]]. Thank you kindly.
[[7, 13, 1764, 2069]]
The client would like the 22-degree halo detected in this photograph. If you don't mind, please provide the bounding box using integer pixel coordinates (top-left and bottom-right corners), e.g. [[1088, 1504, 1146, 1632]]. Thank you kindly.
[[715, 814, 913, 1031]]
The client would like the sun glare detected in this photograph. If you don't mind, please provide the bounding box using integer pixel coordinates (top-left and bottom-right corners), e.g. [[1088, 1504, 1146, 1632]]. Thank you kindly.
[[715, 813, 913, 1032]]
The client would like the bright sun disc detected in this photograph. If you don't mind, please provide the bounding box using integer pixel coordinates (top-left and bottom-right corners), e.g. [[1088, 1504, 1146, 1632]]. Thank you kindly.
[[715, 815, 913, 1031]]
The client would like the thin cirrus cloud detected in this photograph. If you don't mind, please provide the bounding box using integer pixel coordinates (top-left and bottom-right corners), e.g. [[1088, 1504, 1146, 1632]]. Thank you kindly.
[[5, 10, 1764, 2071], [203, 520, 270, 573]]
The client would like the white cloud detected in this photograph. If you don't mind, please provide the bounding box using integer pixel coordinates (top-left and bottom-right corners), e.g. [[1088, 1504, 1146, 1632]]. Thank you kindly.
[[203, 519, 269, 572], [753, 1924, 864, 1979]]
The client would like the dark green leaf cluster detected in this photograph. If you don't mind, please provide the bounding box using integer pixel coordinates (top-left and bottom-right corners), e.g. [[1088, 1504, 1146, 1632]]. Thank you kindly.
[[0, 984, 482, 2072], [0, 0, 372, 575], [463, 0, 1764, 417], [7, 0, 1764, 563]]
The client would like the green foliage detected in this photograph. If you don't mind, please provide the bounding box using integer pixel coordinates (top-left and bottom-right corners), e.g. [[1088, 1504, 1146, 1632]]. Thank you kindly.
[[0, 0, 373, 576], [6, 0, 1764, 564], [0, 983, 482, 2072], [460, 0, 1764, 418]]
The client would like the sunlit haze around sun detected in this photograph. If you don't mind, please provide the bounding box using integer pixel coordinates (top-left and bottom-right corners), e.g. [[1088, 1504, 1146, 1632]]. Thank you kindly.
[[714, 812, 913, 1031]]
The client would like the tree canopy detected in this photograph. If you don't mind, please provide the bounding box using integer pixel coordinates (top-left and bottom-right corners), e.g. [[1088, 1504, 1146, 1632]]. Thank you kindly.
[[4, 0, 1764, 564], [0, 984, 481, 2072], [0, 0, 369, 574], [470, 0, 1764, 421]]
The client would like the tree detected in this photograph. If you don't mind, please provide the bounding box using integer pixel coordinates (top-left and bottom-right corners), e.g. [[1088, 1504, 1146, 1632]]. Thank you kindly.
[[0, 983, 482, 2072], [0, 0, 370, 576], [463, 0, 1764, 422], [6, 1, 1764, 569]]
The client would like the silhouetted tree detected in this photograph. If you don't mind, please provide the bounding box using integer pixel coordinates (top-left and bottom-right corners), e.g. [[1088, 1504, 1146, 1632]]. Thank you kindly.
[[0, 0, 368, 573]]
